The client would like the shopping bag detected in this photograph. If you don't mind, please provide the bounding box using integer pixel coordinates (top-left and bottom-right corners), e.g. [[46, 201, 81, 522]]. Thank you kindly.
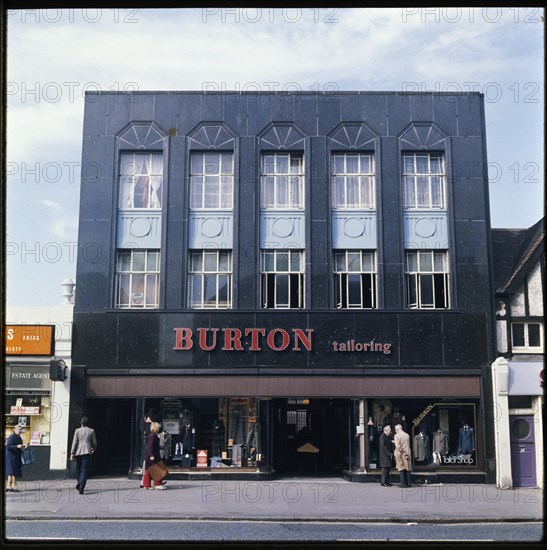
[[21, 447, 36, 465], [149, 460, 169, 482]]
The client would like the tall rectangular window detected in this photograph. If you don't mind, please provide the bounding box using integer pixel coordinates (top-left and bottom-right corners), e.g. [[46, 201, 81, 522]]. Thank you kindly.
[[402, 153, 445, 209], [332, 153, 375, 209], [406, 250, 450, 309], [116, 250, 160, 308], [261, 153, 304, 209], [334, 250, 377, 309], [190, 153, 234, 209], [188, 250, 232, 309], [119, 153, 163, 209], [261, 250, 304, 308], [512, 322, 543, 352]]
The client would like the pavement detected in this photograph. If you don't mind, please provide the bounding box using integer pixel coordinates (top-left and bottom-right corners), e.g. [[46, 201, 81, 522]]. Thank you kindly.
[[4, 476, 543, 523]]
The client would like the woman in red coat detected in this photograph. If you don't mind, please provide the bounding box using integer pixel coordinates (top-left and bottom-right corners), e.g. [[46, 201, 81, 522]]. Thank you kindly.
[[143, 422, 166, 490]]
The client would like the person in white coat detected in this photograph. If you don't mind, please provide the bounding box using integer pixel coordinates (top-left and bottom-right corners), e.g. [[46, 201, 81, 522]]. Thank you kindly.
[[393, 424, 412, 488]]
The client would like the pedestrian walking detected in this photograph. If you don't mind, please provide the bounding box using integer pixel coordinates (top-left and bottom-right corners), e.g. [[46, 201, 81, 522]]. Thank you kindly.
[[140, 411, 157, 488], [379, 425, 394, 486], [5, 425, 26, 492], [70, 416, 97, 495], [143, 421, 166, 490], [393, 423, 412, 488]]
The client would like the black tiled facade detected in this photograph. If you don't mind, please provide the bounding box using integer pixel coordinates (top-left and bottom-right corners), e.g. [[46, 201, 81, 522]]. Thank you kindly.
[[72, 92, 496, 481]]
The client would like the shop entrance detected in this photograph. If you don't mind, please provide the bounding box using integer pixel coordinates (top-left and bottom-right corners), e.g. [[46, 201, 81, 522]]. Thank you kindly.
[[84, 399, 134, 476], [272, 398, 350, 476]]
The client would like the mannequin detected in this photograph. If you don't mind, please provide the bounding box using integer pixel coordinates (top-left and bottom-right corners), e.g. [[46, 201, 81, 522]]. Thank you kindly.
[[390, 407, 409, 433], [180, 422, 195, 455], [433, 429, 449, 454], [413, 431, 431, 462], [231, 405, 245, 444], [374, 404, 391, 428], [211, 419, 225, 458], [245, 423, 260, 464], [458, 423, 475, 454]]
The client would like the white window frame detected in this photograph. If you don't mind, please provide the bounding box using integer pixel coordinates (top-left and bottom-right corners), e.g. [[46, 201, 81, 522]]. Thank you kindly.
[[261, 153, 304, 209], [115, 249, 160, 308], [119, 152, 163, 210], [261, 250, 305, 309], [331, 153, 375, 209], [402, 153, 446, 210], [190, 152, 234, 210], [511, 321, 543, 352], [188, 250, 233, 309], [405, 250, 450, 309], [333, 250, 377, 309]]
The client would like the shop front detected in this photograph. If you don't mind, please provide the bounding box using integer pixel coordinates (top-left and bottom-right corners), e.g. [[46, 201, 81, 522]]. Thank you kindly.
[[4, 325, 56, 480], [83, 373, 486, 482], [71, 309, 493, 482]]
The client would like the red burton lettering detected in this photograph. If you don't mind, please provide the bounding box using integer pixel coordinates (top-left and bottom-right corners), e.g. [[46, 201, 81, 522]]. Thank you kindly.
[[173, 327, 314, 352]]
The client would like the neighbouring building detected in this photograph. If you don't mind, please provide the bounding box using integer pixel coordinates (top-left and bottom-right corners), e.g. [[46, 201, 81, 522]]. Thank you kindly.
[[4, 279, 75, 480], [491, 218, 544, 488], [72, 91, 496, 482]]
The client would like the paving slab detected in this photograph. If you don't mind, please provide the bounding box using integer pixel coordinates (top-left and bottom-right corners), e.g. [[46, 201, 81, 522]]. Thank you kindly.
[[5, 477, 543, 523]]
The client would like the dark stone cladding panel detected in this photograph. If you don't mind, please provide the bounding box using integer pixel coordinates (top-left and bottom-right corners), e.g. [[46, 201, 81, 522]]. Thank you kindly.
[[72, 311, 490, 371]]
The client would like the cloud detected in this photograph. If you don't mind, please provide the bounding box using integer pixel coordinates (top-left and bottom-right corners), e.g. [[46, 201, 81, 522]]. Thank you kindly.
[[42, 199, 62, 211], [5, 7, 544, 305], [48, 216, 78, 239]]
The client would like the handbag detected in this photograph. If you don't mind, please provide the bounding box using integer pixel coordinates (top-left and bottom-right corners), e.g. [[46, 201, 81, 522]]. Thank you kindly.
[[21, 447, 36, 465], [148, 460, 169, 482]]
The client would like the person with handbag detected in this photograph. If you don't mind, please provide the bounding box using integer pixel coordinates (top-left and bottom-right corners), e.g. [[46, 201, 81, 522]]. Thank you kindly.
[[5, 425, 26, 492], [70, 416, 97, 495], [143, 422, 167, 490]]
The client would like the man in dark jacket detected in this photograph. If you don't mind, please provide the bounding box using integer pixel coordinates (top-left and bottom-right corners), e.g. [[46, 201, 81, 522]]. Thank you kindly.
[[379, 425, 394, 487]]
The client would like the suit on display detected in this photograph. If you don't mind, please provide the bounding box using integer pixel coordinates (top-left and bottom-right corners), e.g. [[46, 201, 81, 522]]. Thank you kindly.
[[180, 423, 195, 454], [390, 411, 408, 433], [211, 419, 225, 457], [432, 430, 449, 454], [245, 423, 260, 463], [458, 425, 475, 454], [432, 430, 449, 464], [413, 432, 431, 462]]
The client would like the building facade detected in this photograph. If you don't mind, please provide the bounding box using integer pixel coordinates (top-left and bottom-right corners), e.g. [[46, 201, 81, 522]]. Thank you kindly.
[[72, 91, 495, 481], [491, 219, 544, 488], [5, 280, 75, 480]]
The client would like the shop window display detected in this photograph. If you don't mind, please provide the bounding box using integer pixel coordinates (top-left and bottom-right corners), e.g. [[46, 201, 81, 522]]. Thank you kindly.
[[410, 402, 477, 468], [362, 400, 478, 471], [146, 397, 265, 469], [4, 395, 52, 447]]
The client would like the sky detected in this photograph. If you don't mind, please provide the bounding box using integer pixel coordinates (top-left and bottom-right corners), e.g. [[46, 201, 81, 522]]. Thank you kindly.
[[5, 7, 545, 307]]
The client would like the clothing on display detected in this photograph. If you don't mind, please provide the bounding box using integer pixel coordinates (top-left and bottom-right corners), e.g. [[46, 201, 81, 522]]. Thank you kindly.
[[390, 410, 409, 433], [230, 406, 245, 444], [174, 423, 195, 457], [432, 430, 449, 455], [413, 432, 431, 462], [458, 425, 475, 454], [211, 419, 225, 458], [245, 423, 260, 462]]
